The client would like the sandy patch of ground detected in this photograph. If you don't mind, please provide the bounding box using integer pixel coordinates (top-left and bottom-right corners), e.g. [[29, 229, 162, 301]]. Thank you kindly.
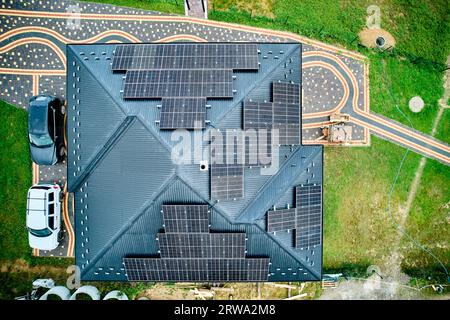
[[210, 0, 275, 18], [359, 28, 396, 49], [138, 284, 197, 300], [1, 259, 66, 275], [319, 274, 424, 300]]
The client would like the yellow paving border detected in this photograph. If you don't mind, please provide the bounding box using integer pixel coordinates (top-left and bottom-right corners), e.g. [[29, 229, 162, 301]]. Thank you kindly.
[[32, 74, 39, 95], [0, 68, 66, 75], [351, 116, 450, 163], [0, 37, 67, 69], [155, 34, 208, 43], [62, 112, 75, 256], [31, 163, 39, 257], [302, 61, 349, 118], [62, 183, 75, 257], [0, 26, 140, 44]]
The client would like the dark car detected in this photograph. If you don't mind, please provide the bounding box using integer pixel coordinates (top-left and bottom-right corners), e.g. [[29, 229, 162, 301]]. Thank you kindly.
[[28, 95, 66, 165]]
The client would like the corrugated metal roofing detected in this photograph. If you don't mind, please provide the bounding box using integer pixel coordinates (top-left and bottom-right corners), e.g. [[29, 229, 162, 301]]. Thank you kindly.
[[67, 43, 323, 282]]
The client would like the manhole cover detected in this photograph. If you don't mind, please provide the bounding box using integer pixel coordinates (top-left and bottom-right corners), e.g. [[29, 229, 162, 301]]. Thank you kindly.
[[409, 96, 425, 113], [375, 36, 386, 48]]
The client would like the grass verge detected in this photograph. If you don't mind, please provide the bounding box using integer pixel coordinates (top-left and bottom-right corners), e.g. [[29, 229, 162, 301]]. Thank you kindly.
[[80, 0, 184, 14], [0, 101, 31, 262]]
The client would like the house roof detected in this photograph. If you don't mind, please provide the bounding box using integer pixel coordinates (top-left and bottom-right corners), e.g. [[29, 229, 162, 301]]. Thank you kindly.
[[67, 42, 323, 282]]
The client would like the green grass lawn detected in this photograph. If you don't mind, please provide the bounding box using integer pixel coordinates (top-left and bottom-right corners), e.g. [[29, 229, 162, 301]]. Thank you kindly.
[[323, 138, 419, 267], [210, 0, 450, 62], [369, 54, 443, 134], [0, 101, 31, 262], [435, 108, 450, 144], [80, 0, 184, 14], [401, 159, 450, 273]]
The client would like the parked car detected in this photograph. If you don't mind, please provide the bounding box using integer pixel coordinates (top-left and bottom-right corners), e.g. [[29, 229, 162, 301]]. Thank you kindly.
[[28, 95, 66, 165], [26, 183, 62, 251]]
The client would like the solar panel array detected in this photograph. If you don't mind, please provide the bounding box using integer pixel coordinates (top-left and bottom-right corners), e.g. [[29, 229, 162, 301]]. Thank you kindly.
[[112, 44, 259, 71], [266, 183, 322, 249], [162, 204, 209, 233], [124, 204, 270, 281], [267, 208, 296, 232], [123, 69, 233, 99], [295, 184, 322, 249], [111, 43, 260, 130], [209, 128, 275, 200], [158, 233, 246, 258], [160, 97, 206, 129], [273, 82, 301, 145], [124, 257, 270, 282], [210, 164, 244, 200], [243, 82, 301, 145]]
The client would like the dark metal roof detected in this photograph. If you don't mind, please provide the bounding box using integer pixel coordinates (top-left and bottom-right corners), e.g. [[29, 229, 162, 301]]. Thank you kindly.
[[67, 43, 323, 282]]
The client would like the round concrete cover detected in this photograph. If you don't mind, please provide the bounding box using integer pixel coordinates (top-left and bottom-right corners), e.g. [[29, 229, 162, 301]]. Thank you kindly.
[[409, 96, 425, 113]]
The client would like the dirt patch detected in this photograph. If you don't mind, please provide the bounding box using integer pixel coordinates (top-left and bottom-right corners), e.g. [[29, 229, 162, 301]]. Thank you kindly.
[[138, 284, 197, 300], [359, 28, 396, 49], [438, 56, 450, 109], [319, 274, 424, 300], [210, 0, 275, 18], [1, 259, 66, 275]]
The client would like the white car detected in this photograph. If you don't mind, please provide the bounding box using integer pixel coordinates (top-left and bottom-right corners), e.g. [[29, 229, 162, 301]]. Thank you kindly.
[[26, 183, 62, 250]]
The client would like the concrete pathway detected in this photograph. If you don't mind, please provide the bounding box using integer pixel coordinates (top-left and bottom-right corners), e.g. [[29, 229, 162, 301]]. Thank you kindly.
[[185, 0, 208, 19]]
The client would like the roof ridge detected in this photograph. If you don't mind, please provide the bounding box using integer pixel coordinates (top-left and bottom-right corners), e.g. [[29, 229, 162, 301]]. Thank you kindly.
[[68, 116, 137, 192]]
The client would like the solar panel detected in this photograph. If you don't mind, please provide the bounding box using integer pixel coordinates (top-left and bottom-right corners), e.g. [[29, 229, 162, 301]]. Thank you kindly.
[[267, 208, 296, 232], [157, 233, 246, 258], [123, 69, 233, 99], [243, 101, 273, 130], [123, 257, 270, 282], [244, 129, 272, 167], [112, 43, 259, 71], [272, 82, 300, 105], [159, 97, 206, 129], [243, 82, 301, 145], [295, 184, 322, 249], [273, 82, 301, 145], [210, 164, 244, 200], [111, 44, 136, 71], [273, 123, 300, 145], [162, 204, 209, 233]]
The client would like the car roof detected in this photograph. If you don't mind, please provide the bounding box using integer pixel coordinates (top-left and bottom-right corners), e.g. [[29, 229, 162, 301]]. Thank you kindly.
[[29, 101, 49, 135], [27, 189, 48, 229]]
